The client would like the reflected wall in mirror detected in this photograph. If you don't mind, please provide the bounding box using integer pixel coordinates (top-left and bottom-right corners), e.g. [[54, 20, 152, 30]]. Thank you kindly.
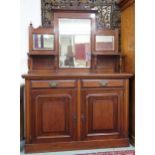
[[33, 34, 54, 50], [96, 35, 114, 51], [59, 19, 91, 68]]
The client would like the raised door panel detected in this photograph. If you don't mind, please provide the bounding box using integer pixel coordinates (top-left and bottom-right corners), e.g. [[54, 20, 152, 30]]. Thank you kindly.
[[90, 95, 117, 131], [31, 89, 76, 143], [81, 89, 123, 140]]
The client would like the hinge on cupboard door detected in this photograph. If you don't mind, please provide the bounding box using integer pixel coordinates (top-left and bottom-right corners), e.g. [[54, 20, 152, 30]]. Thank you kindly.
[[81, 113, 86, 123], [73, 113, 77, 125]]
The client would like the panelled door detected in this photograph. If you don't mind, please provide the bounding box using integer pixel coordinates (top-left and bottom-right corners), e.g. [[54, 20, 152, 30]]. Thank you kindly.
[[31, 88, 76, 143], [81, 80, 124, 141]]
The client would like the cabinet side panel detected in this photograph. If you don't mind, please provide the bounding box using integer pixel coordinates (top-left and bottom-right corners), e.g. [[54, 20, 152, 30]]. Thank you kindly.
[[121, 2, 135, 144], [25, 80, 31, 143]]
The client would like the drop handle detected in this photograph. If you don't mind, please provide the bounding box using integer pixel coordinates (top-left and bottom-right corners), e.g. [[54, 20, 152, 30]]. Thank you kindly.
[[99, 80, 108, 86], [73, 113, 77, 124], [81, 113, 86, 123], [49, 81, 58, 87]]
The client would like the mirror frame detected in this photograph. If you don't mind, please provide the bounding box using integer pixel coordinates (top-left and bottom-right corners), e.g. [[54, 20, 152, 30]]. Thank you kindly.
[[29, 25, 56, 53], [94, 29, 118, 53], [53, 10, 96, 70]]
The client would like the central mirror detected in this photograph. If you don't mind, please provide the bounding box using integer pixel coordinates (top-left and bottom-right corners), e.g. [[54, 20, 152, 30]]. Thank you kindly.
[[59, 19, 91, 68]]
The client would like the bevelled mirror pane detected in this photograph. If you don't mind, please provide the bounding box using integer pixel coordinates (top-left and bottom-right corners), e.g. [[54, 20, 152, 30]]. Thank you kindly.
[[33, 34, 54, 50], [59, 19, 91, 68], [96, 35, 114, 51]]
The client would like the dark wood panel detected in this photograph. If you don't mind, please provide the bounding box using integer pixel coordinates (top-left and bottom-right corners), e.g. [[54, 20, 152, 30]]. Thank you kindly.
[[31, 89, 76, 143], [25, 138, 129, 153], [81, 89, 124, 141], [95, 56, 118, 73], [92, 97, 115, 130], [77, 80, 81, 141], [39, 96, 66, 133], [31, 56, 55, 70], [120, 0, 135, 145], [25, 80, 31, 143], [20, 84, 25, 140]]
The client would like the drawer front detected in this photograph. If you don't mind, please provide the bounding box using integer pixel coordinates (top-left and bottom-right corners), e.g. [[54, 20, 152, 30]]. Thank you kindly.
[[31, 80, 76, 88], [82, 79, 124, 88]]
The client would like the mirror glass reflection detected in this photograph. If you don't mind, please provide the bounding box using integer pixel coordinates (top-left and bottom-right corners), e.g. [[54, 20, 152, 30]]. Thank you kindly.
[[33, 34, 54, 50], [96, 35, 114, 51], [59, 19, 91, 68]]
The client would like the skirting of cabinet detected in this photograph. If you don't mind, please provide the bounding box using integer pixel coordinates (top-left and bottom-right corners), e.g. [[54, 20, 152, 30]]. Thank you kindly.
[[129, 135, 135, 146], [25, 138, 129, 153]]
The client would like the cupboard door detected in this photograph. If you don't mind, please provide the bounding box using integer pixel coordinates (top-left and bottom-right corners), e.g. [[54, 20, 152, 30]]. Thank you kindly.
[[81, 89, 124, 140], [31, 89, 76, 143]]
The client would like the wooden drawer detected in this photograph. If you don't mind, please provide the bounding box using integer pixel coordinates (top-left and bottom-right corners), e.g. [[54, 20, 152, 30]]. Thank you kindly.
[[82, 79, 124, 88], [31, 80, 76, 88]]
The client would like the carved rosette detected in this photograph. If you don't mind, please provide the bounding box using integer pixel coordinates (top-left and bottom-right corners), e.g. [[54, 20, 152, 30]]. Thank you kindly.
[[41, 0, 121, 29]]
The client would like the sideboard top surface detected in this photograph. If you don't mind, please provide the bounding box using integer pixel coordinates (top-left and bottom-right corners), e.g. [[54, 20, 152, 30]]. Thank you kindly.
[[22, 72, 133, 80]]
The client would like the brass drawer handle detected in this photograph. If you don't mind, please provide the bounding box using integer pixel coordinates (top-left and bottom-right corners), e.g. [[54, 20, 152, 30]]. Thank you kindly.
[[99, 80, 108, 86], [49, 81, 57, 87]]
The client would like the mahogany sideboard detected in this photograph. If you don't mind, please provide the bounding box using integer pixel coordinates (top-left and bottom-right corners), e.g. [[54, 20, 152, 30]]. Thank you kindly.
[[22, 73, 132, 153], [22, 10, 133, 153]]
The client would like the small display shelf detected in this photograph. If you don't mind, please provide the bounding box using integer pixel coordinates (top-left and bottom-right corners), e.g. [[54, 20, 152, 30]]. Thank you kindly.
[[92, 52, 122, 56], [91, 29, 123, 73], [29, 24, 55, 52], [28, 24, 57, 73], [93, 29, 118, 53], [28, 51, 57, 56]]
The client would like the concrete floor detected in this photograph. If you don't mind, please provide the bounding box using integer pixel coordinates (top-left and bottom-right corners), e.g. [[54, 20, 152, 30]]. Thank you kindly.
[[20, 141, 134, 155]]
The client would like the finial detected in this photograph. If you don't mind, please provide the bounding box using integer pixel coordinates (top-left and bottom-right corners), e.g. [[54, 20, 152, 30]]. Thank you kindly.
[[30, 22, 33, 27]]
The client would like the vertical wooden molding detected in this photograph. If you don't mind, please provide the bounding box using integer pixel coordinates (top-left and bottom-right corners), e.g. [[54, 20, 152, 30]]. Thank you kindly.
[[120, 0, 135, 145], [20, 84, 25, 140], [28, 24, 33, 73], [25, 80, 31, 143], [77, 80, 81, 140], [115, 29, 119, 53], [119, 55, 123, 73], [29, 23, 33, 52], [130, 134, 135, 146], [124, 79, 129, 137]]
